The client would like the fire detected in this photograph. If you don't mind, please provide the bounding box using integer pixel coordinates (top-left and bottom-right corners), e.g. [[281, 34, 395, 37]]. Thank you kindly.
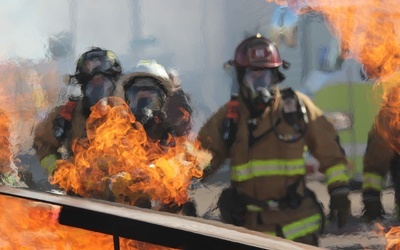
[[51, 96, 210, 207], [0, 108, 12, 174], [386, 226, 400, 250], [265, 0, 400, 247], [0, 194, 175, 250], [293, 0, 400, 153]]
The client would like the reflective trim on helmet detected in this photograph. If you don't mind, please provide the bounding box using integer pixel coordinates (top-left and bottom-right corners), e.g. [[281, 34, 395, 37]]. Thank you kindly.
[[362, 172, 384, 191], [135, 60, 170, 79], [230, 158, 306, 182], [325, 164, 350, 186]]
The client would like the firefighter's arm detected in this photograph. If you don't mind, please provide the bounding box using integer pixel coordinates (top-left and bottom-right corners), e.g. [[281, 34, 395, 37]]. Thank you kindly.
[[197, 106, 230, 182], [298, 92, 349, 188], [361, 123, 395, 221], [33, 107, 63, 173], [363, 124, 395, 193], [300, 92, 350, 228]]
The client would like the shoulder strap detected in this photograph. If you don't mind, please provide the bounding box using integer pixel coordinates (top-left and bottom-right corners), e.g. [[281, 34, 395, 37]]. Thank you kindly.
[[53, 100, 78, 141], [58, 100, 78, 121], [273, 88, 309, 143], [221, 96, 239, 148]]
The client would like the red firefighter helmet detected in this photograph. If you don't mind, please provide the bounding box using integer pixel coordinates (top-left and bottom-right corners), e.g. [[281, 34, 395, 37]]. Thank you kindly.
[[233, 34, 283, 68]]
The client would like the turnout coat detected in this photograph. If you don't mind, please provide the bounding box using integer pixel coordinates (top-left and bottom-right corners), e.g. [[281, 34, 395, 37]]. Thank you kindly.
[[197, 89, 349, 240]]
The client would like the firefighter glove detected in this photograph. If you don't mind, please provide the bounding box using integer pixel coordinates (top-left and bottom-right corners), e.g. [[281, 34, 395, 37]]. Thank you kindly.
[[182, 200, 197, 217], [328, 186, 351, 228], [40, 154, 58, 175], [362, 190, 384, 222]]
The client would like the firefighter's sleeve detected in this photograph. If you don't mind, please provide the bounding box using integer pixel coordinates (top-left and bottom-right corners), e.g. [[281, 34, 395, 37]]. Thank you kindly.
[[363, 124, 395, 192], [299, 92, 349, 191], [197, 105, 230, 182], [33, 107, 62, 173]]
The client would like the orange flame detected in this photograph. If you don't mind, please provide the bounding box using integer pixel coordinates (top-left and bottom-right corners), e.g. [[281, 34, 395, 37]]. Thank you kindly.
[[0, 108, 12, 174], [291, 1, 400, 248], [51, 97, 210, 207], [0, 195, 176, 249], [386, 225, 400, 250], [303, 0, 400, 80], [385, 227, 400, 250], [296, 0, 400, 154]]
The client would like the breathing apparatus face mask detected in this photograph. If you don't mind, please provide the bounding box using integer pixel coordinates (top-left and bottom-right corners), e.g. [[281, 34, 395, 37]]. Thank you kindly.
[[242, 68, 278, 113], [82, 74, 116, 115], [124, 78, 165, 126]]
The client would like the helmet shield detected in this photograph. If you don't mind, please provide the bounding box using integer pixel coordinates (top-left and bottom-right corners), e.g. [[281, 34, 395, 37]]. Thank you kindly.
[[75, 49, 121, 84]]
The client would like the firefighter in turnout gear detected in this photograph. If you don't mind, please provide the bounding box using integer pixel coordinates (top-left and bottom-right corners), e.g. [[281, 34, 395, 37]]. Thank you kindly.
[[197, 34, 351, 246], [33, 47, 123, 176], [118, 60, 193, 143], [116, 59, 195, 214], [362, 92, 400, 221]]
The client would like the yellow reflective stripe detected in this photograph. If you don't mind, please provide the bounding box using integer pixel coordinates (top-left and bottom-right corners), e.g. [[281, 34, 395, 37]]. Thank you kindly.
[[40, 154, 58, 175], [266, 231, 276, 236], [325, 164, 349, 186], [247, 204, 263, 212], [362, 172, 384, 191], [282, 214, 322, 240], [265, 231, 276, 236], [231, 159, 306, 182]]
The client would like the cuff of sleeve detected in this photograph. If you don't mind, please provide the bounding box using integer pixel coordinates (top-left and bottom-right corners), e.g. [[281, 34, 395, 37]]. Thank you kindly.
[[325, 164, 350, 187], [362, 172, 384, 192], [40, 154, 58, 175]]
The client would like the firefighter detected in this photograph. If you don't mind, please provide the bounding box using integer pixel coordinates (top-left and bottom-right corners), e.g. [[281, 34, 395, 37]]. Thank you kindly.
[[197, 34, 351, 246], [118, 59, 193, 144], [33, 47, 123, 175], [362, 95, 400, 221], [117, 59, 196, 214]]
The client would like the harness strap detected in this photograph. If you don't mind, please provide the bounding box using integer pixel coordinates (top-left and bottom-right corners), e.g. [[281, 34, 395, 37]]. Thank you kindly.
[[248, 116, 281, 147]]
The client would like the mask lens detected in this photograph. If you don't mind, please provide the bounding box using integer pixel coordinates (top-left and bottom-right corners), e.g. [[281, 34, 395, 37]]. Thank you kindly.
[[125, 86, 162, 116], [244, 68, 274, 92], [84, 74, 115, 106]]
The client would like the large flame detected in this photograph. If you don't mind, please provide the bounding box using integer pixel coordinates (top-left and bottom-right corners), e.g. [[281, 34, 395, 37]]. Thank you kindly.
[[0, 108, 12, 174], [291, 1, 400, 152], [51, 97, 210, 207], [0, 195, 175, 250], [266, 0, 400, 80], [265, 1, 400, 247], [0, 107, 29, 188], [386, 225, 400, 250]]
